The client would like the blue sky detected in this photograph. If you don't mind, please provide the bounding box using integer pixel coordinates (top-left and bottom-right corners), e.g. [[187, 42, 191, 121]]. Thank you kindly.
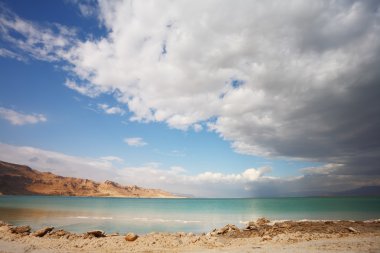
[[1, 0, 379, 197]]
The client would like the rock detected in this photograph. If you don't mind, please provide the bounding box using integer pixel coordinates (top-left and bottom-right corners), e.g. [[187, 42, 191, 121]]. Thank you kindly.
[[217, 224, 240, 234], [245, 221, 259, 230], [86, 230, 106, 238], [347, 227, 358, 233], [49, 229, 69, 238], [256, 217, 270, 226], [216, 226, 229, 234], [10, 225, 31, 235], [125, 232, 138, 241], [32, 227, 54, 237]]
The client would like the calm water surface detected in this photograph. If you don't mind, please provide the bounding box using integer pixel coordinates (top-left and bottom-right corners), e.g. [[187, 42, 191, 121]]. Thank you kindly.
[[0, 196, 379, 233]]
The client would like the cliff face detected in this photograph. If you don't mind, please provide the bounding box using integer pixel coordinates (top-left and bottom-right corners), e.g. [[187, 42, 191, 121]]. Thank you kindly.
[[0, 160, 178, 198]]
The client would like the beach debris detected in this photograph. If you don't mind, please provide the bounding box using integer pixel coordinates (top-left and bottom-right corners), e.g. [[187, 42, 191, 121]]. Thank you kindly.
[[10, 225, 31, 235], [347, 227, 359, 233], [86, 230, 106, 238], [125, 232, 139, 241], [32, 227, 54, 237]]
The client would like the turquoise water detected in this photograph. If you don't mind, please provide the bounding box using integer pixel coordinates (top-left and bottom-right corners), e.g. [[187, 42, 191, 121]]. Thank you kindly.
[[0, 196, 379, 234]]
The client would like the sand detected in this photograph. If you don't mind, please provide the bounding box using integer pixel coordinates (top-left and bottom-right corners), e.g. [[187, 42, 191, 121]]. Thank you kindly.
[[1, 218, 379, 253]]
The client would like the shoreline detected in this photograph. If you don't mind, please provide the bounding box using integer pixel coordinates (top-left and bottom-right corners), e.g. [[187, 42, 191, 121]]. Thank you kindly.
[[1, 218, 380, 252]]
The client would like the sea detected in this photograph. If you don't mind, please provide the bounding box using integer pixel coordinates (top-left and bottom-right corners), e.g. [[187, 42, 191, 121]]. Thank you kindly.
[[0, 196, 379, 234]]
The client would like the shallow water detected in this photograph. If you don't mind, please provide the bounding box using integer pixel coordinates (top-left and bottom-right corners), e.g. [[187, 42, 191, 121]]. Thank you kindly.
[[0, 196, 379, 233]]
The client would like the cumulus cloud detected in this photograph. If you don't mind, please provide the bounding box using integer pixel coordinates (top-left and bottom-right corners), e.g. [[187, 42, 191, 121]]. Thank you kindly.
[[98, 103, 125, 115], [1, 1, 380, 183], [0, 107, 47, 125], [64, 0, 380, 176], [124, 137, 147, 147]]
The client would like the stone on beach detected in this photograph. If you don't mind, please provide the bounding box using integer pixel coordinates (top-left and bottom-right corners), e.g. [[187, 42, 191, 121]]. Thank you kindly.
[[10, 225, 31, 235], [244, 218, 270, 231], [32, 227, 54, 237], [347, 227, 359, 233], [217, 224, 240, 235], [256, 217, 270, 226], [125, 232, 138, 241], [86, 230, 106, 238]]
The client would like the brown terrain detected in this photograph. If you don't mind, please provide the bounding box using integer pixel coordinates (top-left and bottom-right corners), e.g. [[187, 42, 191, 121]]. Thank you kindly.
[[0, 160, 178, 198], [0, 218, 379, 252]]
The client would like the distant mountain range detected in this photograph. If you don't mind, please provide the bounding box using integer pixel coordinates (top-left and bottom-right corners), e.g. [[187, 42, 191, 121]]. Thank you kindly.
[[332, 186, 380, 197], [0, 160, 179, 198]]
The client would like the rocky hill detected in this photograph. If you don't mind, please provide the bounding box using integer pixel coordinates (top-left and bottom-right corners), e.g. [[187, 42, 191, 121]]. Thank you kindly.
[[0, 160, 178, 198]]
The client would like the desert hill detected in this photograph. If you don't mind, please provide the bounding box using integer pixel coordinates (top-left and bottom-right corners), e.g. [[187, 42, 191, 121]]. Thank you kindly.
[[0, 160, 178, 198]]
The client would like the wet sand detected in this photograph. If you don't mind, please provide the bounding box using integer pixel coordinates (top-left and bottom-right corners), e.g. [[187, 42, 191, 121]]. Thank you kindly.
[[1, 218, 379, 252]]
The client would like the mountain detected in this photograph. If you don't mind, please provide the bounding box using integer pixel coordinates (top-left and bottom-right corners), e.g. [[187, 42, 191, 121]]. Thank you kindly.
[[0, 160, 179, 198], [333, 186, 380, 197]]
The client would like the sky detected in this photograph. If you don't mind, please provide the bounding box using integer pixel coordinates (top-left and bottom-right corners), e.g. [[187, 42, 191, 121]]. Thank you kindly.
[[0, 0, 379, 197]]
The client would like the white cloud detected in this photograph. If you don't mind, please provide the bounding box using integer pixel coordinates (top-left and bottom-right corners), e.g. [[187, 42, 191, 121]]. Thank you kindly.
[[100, 156, 123, 162], [0, 48, 26, 61], [124, 137, 147, 147], [65, 0, 98, 18], [0, 5, 76, 61], [300, 163, 343, 175], [0, 107, 47, 125], [193, 124, 203, 132], [59, 1, 380, 168], [64, 79, 101, 98], [98, 103, 125, 115]]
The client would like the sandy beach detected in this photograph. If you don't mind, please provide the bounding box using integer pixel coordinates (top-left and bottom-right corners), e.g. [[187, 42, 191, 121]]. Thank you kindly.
[[1, 218, 379, 253]]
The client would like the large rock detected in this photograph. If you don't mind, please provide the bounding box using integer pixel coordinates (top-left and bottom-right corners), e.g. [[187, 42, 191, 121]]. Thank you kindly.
[[10, 225, 31, 235], [125, 232, 138, 241], [47, 229, 77, 239], [32, 227, 54, 237], [86, 230, 106, 238]]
